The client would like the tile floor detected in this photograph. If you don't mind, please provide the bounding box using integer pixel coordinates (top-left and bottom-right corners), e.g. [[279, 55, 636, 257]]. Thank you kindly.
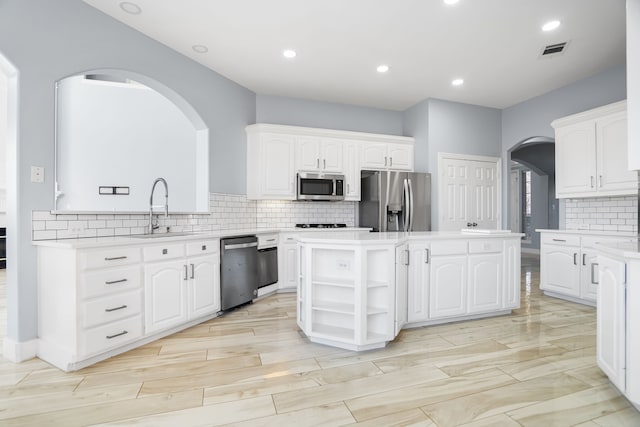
[[0, 255, 639, 426]]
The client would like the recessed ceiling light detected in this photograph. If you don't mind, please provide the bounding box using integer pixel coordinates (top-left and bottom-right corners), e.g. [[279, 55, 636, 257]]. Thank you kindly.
[[283, 50, 297, 59], [542, 20, 561, 31], [452, 78, 464, 86], [443, 0, 460, 5], [192, 45, 209, 54], [119, 1, 142, 14], [377, 65, 390, 73]]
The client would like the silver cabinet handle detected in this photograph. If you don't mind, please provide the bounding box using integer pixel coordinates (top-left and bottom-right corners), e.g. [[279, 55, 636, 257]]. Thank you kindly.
[[599, 175, 603, 188], [183, 264, 188, 281], [404, 249, 410, 266], [590, 176, 594, 188], [573, 253, 577, 265], [106, 330, 128, 339], [384, 156, 388, 166], [266, 238, 276, 242], [591, 263, 599, 284], [190, 263, 195, 279], [316, 158, 320, 168], [552, 239, 566, 242], [323, 159, 326, 169], [224, 242, 258, 250], [582, 253, 586, 266], [425, 248, 430, 264], [389, 157, 393, 167], [105, 278, 127, 285], [104, 256, 127, 261], [105, 304, 127, 313], [347, 183, 350, 193]]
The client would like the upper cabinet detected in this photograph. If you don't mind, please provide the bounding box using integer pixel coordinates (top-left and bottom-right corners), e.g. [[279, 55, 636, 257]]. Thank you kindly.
[[361, 142, 413, 171], [246, 124, 414, 200], [553, 101, 637, 199]]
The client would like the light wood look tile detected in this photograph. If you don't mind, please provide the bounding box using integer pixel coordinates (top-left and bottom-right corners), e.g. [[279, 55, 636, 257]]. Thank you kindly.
[[0, 256, 638, 425]]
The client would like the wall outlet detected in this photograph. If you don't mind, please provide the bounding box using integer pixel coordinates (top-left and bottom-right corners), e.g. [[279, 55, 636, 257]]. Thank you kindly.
[[69, 223, 85, 234], [336, 259, 351, 271], [31, 166, 44, 183]]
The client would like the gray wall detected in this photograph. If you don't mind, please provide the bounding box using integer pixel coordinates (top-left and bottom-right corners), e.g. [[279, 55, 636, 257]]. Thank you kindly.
[[402, 99, 429, 173], [0, 0, 255, 343], [501, 65, 627, 227], [426, 99, 502, 230], [256, 94, 403, 135]]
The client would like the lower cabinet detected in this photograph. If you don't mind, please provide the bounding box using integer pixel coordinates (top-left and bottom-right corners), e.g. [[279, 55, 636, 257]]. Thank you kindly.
[[468, 253, 502, 314], [145, 253, 220, 335], [278, 234, 298, 290], [429, 255, 468, 319], [539, 231, 636, 305]]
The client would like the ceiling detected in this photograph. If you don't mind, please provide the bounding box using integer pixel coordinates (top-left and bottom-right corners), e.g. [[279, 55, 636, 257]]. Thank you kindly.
[[83, 0, 626, 111]]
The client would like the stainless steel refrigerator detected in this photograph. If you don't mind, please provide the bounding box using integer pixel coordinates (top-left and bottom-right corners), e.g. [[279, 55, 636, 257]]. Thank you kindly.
[[359, 170, 431, 232]]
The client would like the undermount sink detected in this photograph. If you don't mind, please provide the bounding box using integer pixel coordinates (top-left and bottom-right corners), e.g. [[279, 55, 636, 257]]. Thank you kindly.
[[130, 232, 199, 239]]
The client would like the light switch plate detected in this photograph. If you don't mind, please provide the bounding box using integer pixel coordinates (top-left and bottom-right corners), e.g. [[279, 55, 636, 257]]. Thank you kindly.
[[31, 166, 44, 183]]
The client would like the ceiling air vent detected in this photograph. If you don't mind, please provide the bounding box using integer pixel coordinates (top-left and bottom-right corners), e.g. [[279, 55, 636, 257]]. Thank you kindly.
[[541, 42, 568, 57]]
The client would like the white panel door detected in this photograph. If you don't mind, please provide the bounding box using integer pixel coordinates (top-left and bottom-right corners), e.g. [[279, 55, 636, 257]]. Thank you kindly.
[[188, 255, 220, 319], [580, 249, 599, 302], [394, 245, 409, 335], [502, 239, 521, 309], [387, 143, 412, 171], [597, 255, 626, 392], [407, 244, 430, 322], [555, 122, 597, 196], [144, 260, 188, 334], [361, 143, 388, 169], [261, 134, 296, 198], [320, 139, 343, 172], [439, 155, 500, 231], [343, 141, 361, 201], [540, 244, 580, 297], [468, 253, 502, 313], [596, 111, 637, 193], [429, 255, 467, 319], [296, 136, 321, 171], [278, 242, 298, 290]]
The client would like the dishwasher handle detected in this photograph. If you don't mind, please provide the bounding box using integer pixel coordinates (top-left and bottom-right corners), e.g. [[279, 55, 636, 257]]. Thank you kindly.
[[223, 242, 258, 250]]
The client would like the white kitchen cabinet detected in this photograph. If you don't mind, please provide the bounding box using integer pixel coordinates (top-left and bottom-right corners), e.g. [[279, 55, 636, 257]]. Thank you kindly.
[[406, 243, 430, 322], [468, 253, 502, 314], [502, 238, 521, 309], [429, 255, 468, 319], [539, 231, 636, 305], [278, 233, 298, 291], [145, 241, 220, 334], [553, 101, 636, 198], [361, 142, 413, 171], [247, 131, 296, 200], [343, 140, 361, 201], [297, 137, 343, 173], [394, 244, 409, 335], [597, 254, 627, 392]]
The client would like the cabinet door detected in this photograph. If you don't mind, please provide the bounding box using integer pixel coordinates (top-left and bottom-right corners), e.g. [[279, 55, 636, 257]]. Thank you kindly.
[[361, 143, 388, 169], [278, 241, 298, 290], [387, 143, 413, 171], [144, 260, 188, 334], [468, 253, 502, 313], [596, 111, 637, 194], [394, 245, 409, 335], [189, 255, 220, 319], [343, 141, 361, 201], [297, 137, 321, 171], [502, 239, 521, 309], [540, 244, 580, 297], [407, 244, 430, 322], [555, 121, 597, 197], [261, 134, 296, 199], [321, 139, 343, 172], [580, 250, 599, 302], [429, 255, 467, 319], [597, 255, 626, 392]]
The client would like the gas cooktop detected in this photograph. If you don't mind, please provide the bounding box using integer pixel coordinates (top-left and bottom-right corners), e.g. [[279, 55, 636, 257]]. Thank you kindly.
[[295, 223, 347, 229]]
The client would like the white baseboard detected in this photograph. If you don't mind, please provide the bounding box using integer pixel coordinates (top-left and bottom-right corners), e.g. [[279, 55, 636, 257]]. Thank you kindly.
[[3, 337, 38, 363], [521, 248, 540, 255]]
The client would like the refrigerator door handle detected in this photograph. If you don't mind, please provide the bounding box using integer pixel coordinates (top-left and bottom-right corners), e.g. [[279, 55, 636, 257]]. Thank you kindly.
[[402, 178, 409, 232], [407, 178, 414, 231]]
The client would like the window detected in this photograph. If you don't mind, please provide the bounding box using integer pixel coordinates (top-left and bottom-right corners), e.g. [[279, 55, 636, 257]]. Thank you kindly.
[[522, 170, 533, 242]]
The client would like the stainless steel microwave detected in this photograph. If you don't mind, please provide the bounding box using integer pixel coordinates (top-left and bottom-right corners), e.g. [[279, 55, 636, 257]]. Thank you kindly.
[[297, 172, 345, 201]]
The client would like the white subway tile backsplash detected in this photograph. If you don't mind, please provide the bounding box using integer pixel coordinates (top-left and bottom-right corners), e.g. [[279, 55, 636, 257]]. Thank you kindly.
[[564, 195, 637, 233]]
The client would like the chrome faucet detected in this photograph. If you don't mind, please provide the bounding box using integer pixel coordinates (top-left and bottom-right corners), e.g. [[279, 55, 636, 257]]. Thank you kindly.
[[149, 177, 169, 234]]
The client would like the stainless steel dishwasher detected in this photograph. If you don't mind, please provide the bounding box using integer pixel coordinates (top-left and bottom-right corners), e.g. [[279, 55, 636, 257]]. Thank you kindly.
[[220, 235, 258, 311]]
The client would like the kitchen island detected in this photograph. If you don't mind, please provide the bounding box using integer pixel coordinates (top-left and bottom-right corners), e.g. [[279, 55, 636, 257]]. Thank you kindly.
[[296, 231, 522, 351]]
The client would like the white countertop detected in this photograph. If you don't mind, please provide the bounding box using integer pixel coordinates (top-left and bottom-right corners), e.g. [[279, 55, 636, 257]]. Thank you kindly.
[[595, 240, 640, 260], [536, 229, 637, 238], [32, 227, 373, 249], [296, 230, 523, 245]]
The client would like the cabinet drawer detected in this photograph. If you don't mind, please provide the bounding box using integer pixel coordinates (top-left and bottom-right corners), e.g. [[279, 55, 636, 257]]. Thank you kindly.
[[80, 315, 143, 357], [581, 236, 636, 248], [186, 240, 219, 257], [143, 244, 185, 262], [81, 247, 141, 270], [431, 240, 468, 256], [82, 265, 142, 299], [258, 234, 279, 249], [82, 290, 142, 328], [541, 234, 580, 247], [469, 239, 503, 254]]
